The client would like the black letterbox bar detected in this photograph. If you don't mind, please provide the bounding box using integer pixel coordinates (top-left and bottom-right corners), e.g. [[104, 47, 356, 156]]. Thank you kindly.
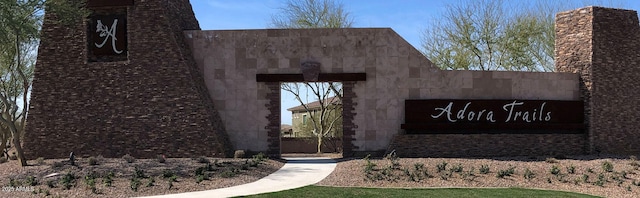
[[87, 0, 134, 8]]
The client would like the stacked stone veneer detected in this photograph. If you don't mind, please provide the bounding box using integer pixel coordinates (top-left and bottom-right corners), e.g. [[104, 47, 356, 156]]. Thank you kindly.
[[185, 29, 581, 157], [24, 0, 233, 159], [556, 7, 640, 155]]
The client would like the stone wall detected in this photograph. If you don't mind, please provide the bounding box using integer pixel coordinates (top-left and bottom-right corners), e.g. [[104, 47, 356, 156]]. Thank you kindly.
[[186, 29, 581, 155], [281, 137, 342, 153], [556, 7, 640, 155], [24, 0, 232, 159]]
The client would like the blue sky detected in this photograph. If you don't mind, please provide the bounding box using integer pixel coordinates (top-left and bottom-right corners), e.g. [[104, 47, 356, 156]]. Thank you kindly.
[[189, 0, 640, 125]]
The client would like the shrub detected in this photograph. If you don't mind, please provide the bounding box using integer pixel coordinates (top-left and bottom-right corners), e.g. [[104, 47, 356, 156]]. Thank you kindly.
[[461, 168, 477, 181], [524, 168, 535, 180], [595, 173, 606, 187], [247, 159, 258, 167], [162, 170, 176, 179], [363, 155, 376, 173], [234, 150, 245, 158], [220, 170, 236, 178], [134, 167, 147, 179], [385, 152, 400, 169], [439, 171, 452, 180], [169, 175, 178, 183], [146, 178, 155, 187], [85, 173, 98, 194], [26, 176, 38, 186], [450, 164, 463, 173], [567, 165, 576, 174], [587, 168, 594, 173], [195, 174, 205, 183], [414, 163, 425, 171], [363, 155, 379, 181], [545, 158, 558, 163], [246, 153, 266, 167], [479, 164, 490, 174], [84, 172, 97, 182], [162, 170, 178, 184], [556, 174, 569, 183], [630, 155, 638, 161], [611, 172, 625, 186], [103, 173, 113, 187], [122, 154, 135, 163], [195, 167, 208, 178], [0, 157, 7, 164], [130, 178, 141, 192], [8, 178, 19, 187], [550, 165, 561, 175], [88, 157, 99, 166], [436, 161, 448, 173], [496, 166, 515, 178], [61, 173, 76, 190], [36, 157, 45, 165], [582, 174, 590, 183], [602, 161, 614, 172], [252, 153, 267, 163]]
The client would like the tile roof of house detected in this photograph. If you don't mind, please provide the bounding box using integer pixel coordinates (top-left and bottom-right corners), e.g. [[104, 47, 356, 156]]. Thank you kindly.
[[286, 96, 341, 112]]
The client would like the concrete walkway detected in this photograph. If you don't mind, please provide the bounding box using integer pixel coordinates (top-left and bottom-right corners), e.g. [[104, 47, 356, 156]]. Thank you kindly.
[[138, 157, 336, 198]]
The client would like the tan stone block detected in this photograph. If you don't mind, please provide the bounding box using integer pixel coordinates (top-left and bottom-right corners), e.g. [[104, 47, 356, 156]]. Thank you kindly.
[[365, 130, 377, 141], [387, 106, 400, 120], [365, 110, 377, 129]]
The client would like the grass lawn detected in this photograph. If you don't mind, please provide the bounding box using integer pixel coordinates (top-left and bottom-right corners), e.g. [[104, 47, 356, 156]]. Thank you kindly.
[[245, 185, 601, 198]]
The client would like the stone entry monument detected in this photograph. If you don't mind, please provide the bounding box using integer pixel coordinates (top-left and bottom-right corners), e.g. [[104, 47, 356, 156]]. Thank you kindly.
[[23, 1, 640, 159]]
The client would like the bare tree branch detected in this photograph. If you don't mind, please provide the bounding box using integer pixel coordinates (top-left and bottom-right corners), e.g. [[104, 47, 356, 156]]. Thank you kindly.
[[270, 0, 353, 29]]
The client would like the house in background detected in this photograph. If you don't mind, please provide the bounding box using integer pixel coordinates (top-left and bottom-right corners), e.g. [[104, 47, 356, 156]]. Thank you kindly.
[[280, 124, 293, 137], [286, 96, 342, 138]]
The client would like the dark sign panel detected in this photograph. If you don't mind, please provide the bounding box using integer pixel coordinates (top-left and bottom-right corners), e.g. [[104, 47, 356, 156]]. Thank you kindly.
[[88, 13, 127, 61], [401, 99, 584, 133]]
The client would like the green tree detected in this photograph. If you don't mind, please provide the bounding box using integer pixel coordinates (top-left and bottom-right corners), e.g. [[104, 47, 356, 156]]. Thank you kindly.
[[282, 82, 342, 153], [421, 0, 625, 71], [299, 104, 342, 153], [270, 0, 353, 28], [0, 0, 87, 166]]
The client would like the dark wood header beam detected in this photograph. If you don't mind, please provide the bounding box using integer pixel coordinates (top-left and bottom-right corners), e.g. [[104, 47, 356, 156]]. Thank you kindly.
[[87, 0, 134, 8], [256, 73, 366, 82]]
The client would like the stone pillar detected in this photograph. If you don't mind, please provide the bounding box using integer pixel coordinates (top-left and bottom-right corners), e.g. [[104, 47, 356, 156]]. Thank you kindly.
[[264, 82, 282, 158], [555, 7, 640, 155], [341, 82, 358, 157], [24, 0, 233, 159]]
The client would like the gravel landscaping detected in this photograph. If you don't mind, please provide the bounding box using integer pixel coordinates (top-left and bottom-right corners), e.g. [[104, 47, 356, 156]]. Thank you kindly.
[[0, 155, 283, 198], [3, 153, 640, 198], [317, 154, 640, 198]]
